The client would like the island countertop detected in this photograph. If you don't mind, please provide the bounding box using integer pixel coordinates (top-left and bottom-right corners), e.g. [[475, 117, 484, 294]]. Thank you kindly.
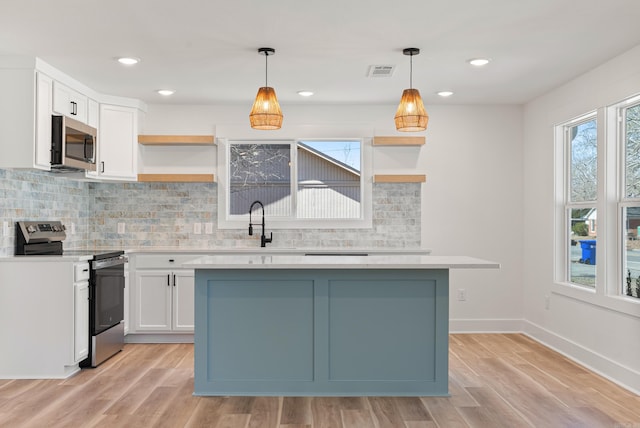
[[184, 254, 499, 270]]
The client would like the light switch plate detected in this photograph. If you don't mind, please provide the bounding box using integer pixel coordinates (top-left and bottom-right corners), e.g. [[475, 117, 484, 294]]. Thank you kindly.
[[2, 221, 8, 237], [194, 223, 202, 234], [70, 223, 76, 235], [205, 222, 213, 234], [117, 222, 125, 234]]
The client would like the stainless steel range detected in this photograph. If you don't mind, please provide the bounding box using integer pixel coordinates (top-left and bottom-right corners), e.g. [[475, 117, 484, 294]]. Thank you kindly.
[[15, 221, 126, 368], [15, 221, 66, 255]]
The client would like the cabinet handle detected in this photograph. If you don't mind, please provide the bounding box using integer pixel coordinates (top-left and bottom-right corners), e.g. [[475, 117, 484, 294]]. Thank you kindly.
[[169, 259, 175, 263], [167, 274, 171, 286], [82, 269, 89, 272], [173, 274, 176, 286], [70, 101, 77, 115], [100, 161, 105, 173]]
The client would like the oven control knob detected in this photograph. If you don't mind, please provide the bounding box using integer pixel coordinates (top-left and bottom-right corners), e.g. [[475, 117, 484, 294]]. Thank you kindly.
[[27, 225, 37, 233]]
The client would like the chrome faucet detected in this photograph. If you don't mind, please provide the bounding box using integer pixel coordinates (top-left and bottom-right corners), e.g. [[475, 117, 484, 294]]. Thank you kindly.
[[248, 200, 272, 247]]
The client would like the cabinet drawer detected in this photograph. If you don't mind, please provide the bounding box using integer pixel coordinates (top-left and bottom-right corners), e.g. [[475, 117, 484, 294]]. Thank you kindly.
[[134, 254, 202, 269], [74, 262, 90, 282]]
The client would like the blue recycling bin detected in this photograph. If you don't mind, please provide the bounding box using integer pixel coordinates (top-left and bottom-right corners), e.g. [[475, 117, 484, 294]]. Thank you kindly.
[[579, 240, 596, 265]]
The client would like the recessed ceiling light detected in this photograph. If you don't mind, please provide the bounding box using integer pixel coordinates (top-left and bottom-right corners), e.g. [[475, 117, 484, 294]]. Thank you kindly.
[[117, 57, 140, 65], [297, 90, 314, 97], [468, 58, 490, 67], [437, 91, 453, 97], [157, 89, 175, 96]]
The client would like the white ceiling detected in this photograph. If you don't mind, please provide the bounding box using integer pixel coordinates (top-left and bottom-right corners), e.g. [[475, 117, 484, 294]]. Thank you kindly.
[[2, 0, 640, 106]]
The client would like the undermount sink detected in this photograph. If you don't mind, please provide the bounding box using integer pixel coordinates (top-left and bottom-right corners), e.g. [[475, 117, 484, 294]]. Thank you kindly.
[[304, 253, 368, 256]]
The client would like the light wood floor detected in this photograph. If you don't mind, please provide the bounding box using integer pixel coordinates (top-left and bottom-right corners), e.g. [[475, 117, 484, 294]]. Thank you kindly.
[[0, 334, 638, 427]]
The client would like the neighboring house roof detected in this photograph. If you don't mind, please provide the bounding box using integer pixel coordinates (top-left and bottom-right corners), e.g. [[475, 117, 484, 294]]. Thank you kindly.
[[297, 143, 360, 177]]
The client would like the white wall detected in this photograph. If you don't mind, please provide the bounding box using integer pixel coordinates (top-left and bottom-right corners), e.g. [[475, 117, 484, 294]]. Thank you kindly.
[[523, 45, 640, 393], [144, 102, 525, 330]]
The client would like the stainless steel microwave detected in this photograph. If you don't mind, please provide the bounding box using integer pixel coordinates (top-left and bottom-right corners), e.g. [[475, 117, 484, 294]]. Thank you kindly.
[[51, 115, 97, 172]]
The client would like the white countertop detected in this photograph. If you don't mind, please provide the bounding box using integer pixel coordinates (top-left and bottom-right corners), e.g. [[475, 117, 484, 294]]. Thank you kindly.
[[124, 247, 431, 255], [0, 254, 93, 263], [184, 254, 499, 270], [0, 248, 430, 261]]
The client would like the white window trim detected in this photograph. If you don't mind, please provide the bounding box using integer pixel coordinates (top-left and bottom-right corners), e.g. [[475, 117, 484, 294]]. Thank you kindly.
[[216, 137, 373, 230], [553, 103, 640, 318], [554, 111, 598, 289]]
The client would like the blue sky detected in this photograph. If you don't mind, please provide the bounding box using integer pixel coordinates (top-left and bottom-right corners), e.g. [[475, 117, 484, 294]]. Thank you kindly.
[[300, 141, 361, 171]]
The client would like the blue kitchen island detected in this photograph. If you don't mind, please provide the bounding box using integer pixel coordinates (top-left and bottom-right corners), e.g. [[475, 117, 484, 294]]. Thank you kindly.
[[186, 254, 498, 396]]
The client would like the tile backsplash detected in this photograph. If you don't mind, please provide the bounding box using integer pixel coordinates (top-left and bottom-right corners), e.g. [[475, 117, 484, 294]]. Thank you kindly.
[[1, 169, 421, 255], [0, 169, 90, 255]]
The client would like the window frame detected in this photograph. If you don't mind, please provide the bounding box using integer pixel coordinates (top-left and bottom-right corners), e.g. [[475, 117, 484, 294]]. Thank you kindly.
[[618, 98, 640, 299], [554, 98, 640, 316], [555, 112, 599, 290], [217, 137, 373, 230]]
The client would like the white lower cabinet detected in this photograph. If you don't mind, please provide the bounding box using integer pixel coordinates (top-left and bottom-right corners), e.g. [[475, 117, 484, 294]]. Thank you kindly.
[[134, 268, 195, 333], [73, 281, 89, 362], [0, 259, 90, 378]]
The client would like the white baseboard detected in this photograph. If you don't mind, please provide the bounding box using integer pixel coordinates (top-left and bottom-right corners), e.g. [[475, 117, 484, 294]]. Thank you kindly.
[[125, 333, 194, 344], [450, 318, 524, 333], [522, 320, 640, 395], [449, 318, 640, 395]]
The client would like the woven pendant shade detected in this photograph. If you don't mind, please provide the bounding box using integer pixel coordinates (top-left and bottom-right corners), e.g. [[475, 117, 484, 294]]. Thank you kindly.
[[249, 86, 283, 130], [394, 88, 429, 132]]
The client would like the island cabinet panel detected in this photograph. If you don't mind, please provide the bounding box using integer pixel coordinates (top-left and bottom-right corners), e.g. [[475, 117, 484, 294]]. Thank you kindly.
[[207, 280, 314, 381], [194, 269, 449, 396]]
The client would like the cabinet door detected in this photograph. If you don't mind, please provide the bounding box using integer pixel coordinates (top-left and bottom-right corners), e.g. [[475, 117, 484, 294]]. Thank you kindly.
[[74, 281, 89, 362], [53, 82, 88, 123], [172, 270, 195, 331], [35, 72, 53, 169], [124, 269, 129, 335], [98, 104, 137, 180], [135, 270, 172, 331]]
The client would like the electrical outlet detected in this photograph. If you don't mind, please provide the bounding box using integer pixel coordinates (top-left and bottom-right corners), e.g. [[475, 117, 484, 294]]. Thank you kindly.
[[193, 223, 202, 234], [2, 221, 8, 237], [117, 222, 125, 234], [545, 295, 550, 310], [70, 223, 76, 235], [205, 222, 213, 234], [457, 289, 467, 301]]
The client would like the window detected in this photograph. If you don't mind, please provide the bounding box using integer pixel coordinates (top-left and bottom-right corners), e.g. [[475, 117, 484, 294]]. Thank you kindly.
[[621, 102, 640, 298], [229, 143, 291, 216], [555, 96, 640, 309], [560, 116, 598, 287], [218, 138, 371, 229]]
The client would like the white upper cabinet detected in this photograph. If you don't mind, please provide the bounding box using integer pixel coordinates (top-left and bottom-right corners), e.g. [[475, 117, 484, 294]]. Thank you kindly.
[[0, 56, 146, 177], [0, 61, 53, 170], [92, 104, 139, 180], [34, 72, 54, 169], [53, 81, 89, 125]]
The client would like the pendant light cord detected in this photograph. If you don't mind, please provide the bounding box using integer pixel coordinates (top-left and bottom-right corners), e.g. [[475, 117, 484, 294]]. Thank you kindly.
[[265, 52, 269, 87], [409, 52, 413, 89]]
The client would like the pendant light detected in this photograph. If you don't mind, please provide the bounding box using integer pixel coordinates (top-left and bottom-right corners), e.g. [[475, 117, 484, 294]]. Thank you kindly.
[[394, 48, 429, 132], [249, 47, 283, 130]]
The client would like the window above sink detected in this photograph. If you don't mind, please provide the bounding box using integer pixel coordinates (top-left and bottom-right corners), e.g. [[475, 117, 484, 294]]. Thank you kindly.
[[217, 138, 372, 230]]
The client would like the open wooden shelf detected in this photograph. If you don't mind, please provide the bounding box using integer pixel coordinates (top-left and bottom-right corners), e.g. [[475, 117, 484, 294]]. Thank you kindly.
[[138, 135, 215, 145], [373, 136, 425, 146], [374, 174, 426, 183], [137, 174, 215, 183]]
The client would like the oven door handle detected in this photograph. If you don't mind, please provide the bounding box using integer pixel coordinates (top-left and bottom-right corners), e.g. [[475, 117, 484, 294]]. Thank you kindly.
[[92, 256, 127, 270]]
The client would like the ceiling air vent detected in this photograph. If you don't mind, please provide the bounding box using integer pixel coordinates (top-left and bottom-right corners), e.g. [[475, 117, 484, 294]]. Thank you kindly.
[[368, 65, 395, 78]]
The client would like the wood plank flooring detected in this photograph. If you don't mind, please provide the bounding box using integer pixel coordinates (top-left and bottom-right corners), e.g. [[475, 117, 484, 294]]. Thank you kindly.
[[0, 334, 638, 427]]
